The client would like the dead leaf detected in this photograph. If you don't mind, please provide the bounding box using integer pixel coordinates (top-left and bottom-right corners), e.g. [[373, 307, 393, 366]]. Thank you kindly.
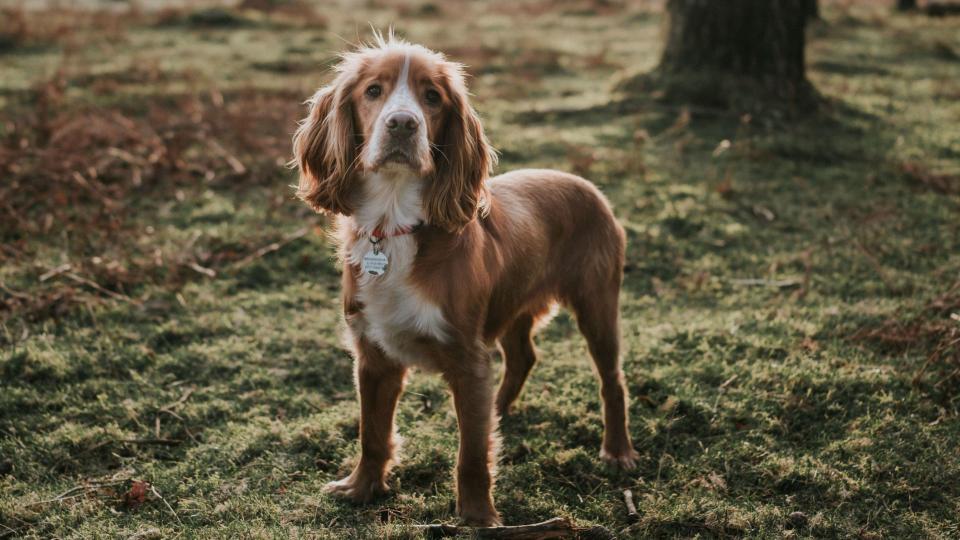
[[715, 170, 735, 198], [121, 480, 150, 510], [800, 337, 819, 352], [708, 471, 727, 491]]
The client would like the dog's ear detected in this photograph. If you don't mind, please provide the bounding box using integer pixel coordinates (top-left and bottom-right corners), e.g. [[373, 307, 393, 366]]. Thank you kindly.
[[293, 73, 360, 215], [423, 63, 496, 232]]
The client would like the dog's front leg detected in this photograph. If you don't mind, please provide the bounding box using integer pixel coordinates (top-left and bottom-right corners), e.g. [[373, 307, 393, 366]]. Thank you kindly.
[[325, 338, 406, 503], [443, 348, 502, 527]]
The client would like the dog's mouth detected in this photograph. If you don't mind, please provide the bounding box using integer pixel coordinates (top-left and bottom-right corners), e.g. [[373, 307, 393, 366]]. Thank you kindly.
[[373, 149, 420, 171], [384, 150, 415, 165]]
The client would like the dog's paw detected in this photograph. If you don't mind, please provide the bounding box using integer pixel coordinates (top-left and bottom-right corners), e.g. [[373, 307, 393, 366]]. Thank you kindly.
[[457, 494, 502, 527], [324, 471, 388, 504], [459, 508, 503, 528], [600, 447, 640, 470]]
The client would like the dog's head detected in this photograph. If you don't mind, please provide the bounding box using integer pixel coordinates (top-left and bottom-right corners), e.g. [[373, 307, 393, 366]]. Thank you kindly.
[[293, 32, 495, 232]]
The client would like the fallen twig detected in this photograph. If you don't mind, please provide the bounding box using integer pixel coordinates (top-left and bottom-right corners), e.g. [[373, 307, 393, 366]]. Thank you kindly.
[[161, 386, 195, 413], [39, 264, 137, 304], [30, 486, 87, 506], [719, 374, 738, 390], [155, 386, 196, 439], [118, 438, 183, 446], [149, 485, 183, 525], [208, 139, 247, 175], [230, 227, 309, 268], [623, 489, 639, 523], [0, 523, 23, 540], [0, 281, 31, 300], [730, 278, 801, 289], [106, 147, 146, 166], [913, 334, 960, 386], [27, 480, 127, 507], [71, 171, 114, 206], [187, 262, 216, 278], [39, 264, 72, 282], [414, 517, 596, 539], [62, 272, 136, 303]]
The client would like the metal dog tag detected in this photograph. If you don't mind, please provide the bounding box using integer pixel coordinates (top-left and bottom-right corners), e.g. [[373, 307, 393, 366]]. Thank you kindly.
[[362, 250, 389, 276]]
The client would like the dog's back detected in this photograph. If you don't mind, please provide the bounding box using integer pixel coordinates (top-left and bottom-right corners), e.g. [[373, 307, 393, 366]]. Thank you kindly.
[[483, 169, 625, 333]]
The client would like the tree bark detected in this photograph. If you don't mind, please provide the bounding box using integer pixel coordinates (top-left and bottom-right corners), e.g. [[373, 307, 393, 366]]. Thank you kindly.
[[806, 0, 820, 19], [897, 0, 918, 11], [650, 0, 815, 109], [660, 0, 809, 85]]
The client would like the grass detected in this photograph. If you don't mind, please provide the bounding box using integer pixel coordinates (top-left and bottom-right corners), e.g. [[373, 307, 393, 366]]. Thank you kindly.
[[1, 1, 959, 538]]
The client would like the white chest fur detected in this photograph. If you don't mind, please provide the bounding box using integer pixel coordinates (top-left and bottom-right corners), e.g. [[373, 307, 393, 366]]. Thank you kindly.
[[341, 171, 449, 365]]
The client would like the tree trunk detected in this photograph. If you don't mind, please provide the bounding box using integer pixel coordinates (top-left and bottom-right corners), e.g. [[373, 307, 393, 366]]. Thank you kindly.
[[657, 0, 812, 107], [806, 0, 819, 19], [897, 0, 917, 11], [614, 0, 816, 111]]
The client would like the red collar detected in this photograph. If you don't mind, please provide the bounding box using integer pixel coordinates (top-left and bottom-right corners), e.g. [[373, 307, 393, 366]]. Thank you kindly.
[[364, 221, 424, 241]]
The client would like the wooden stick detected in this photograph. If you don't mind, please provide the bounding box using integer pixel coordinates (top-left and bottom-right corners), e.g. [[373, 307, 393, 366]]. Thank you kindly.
[[39, 265, 139, 304], [118, 438, 183, 446], [0, 522, 23, 540], [32, 485, 86, 505], [208, 139, 247, 175], [187, 262, 216, 278], [27, 480, 127, 507], [230, 227, 308, 268], [150, 485, 183, 525], [40, 267, 139, 305], [718, 374, 738, 391], [154, 386, 195, 440], [730, 278, 801, 289], [160, 387, 195, 413], [913, 335, 960, 385], [623, 489, 639, 523], [417, 523, 458, 538], [64, 272, 134, 303], [39, 263, 72, 282], [0, 281, 31, 300], [414, 517, 587, 539]]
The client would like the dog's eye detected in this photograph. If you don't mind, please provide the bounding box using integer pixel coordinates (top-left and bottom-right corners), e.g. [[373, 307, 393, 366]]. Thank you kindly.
[[365, 84, 382, 99], [425, 88, 441, 105]]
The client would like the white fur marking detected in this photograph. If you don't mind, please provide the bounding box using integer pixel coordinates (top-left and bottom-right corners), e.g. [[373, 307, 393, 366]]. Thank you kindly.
[[342, 47, 449, 367], [345, 171, 449, 367], [364, 52, 430, 170]]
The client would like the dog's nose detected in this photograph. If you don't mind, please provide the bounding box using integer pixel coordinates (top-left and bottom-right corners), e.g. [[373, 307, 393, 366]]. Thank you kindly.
[[385, 112, 419, 137]]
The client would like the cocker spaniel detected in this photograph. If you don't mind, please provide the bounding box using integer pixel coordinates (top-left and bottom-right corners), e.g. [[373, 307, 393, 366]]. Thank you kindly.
[[292, 32, 637, 526]]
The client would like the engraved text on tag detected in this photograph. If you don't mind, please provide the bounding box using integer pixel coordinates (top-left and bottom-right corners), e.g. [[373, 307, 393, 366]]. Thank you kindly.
[[362, 250, 389, 276]]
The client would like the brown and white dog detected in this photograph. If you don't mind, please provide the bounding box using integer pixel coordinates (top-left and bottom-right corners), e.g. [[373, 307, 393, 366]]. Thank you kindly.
[[292, 32, 637, 526]]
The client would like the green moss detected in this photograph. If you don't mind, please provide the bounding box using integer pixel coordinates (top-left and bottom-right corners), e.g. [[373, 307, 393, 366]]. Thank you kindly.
[[1, 2, 959, 538]]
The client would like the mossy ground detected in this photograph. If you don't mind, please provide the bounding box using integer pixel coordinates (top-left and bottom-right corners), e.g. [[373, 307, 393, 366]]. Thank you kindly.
[[1, 1, 959, 538]]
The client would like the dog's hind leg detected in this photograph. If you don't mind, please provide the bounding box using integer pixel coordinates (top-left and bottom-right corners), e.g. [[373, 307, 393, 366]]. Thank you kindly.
[[569, 283, 639, 469], [495, 312, 537, 417]]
